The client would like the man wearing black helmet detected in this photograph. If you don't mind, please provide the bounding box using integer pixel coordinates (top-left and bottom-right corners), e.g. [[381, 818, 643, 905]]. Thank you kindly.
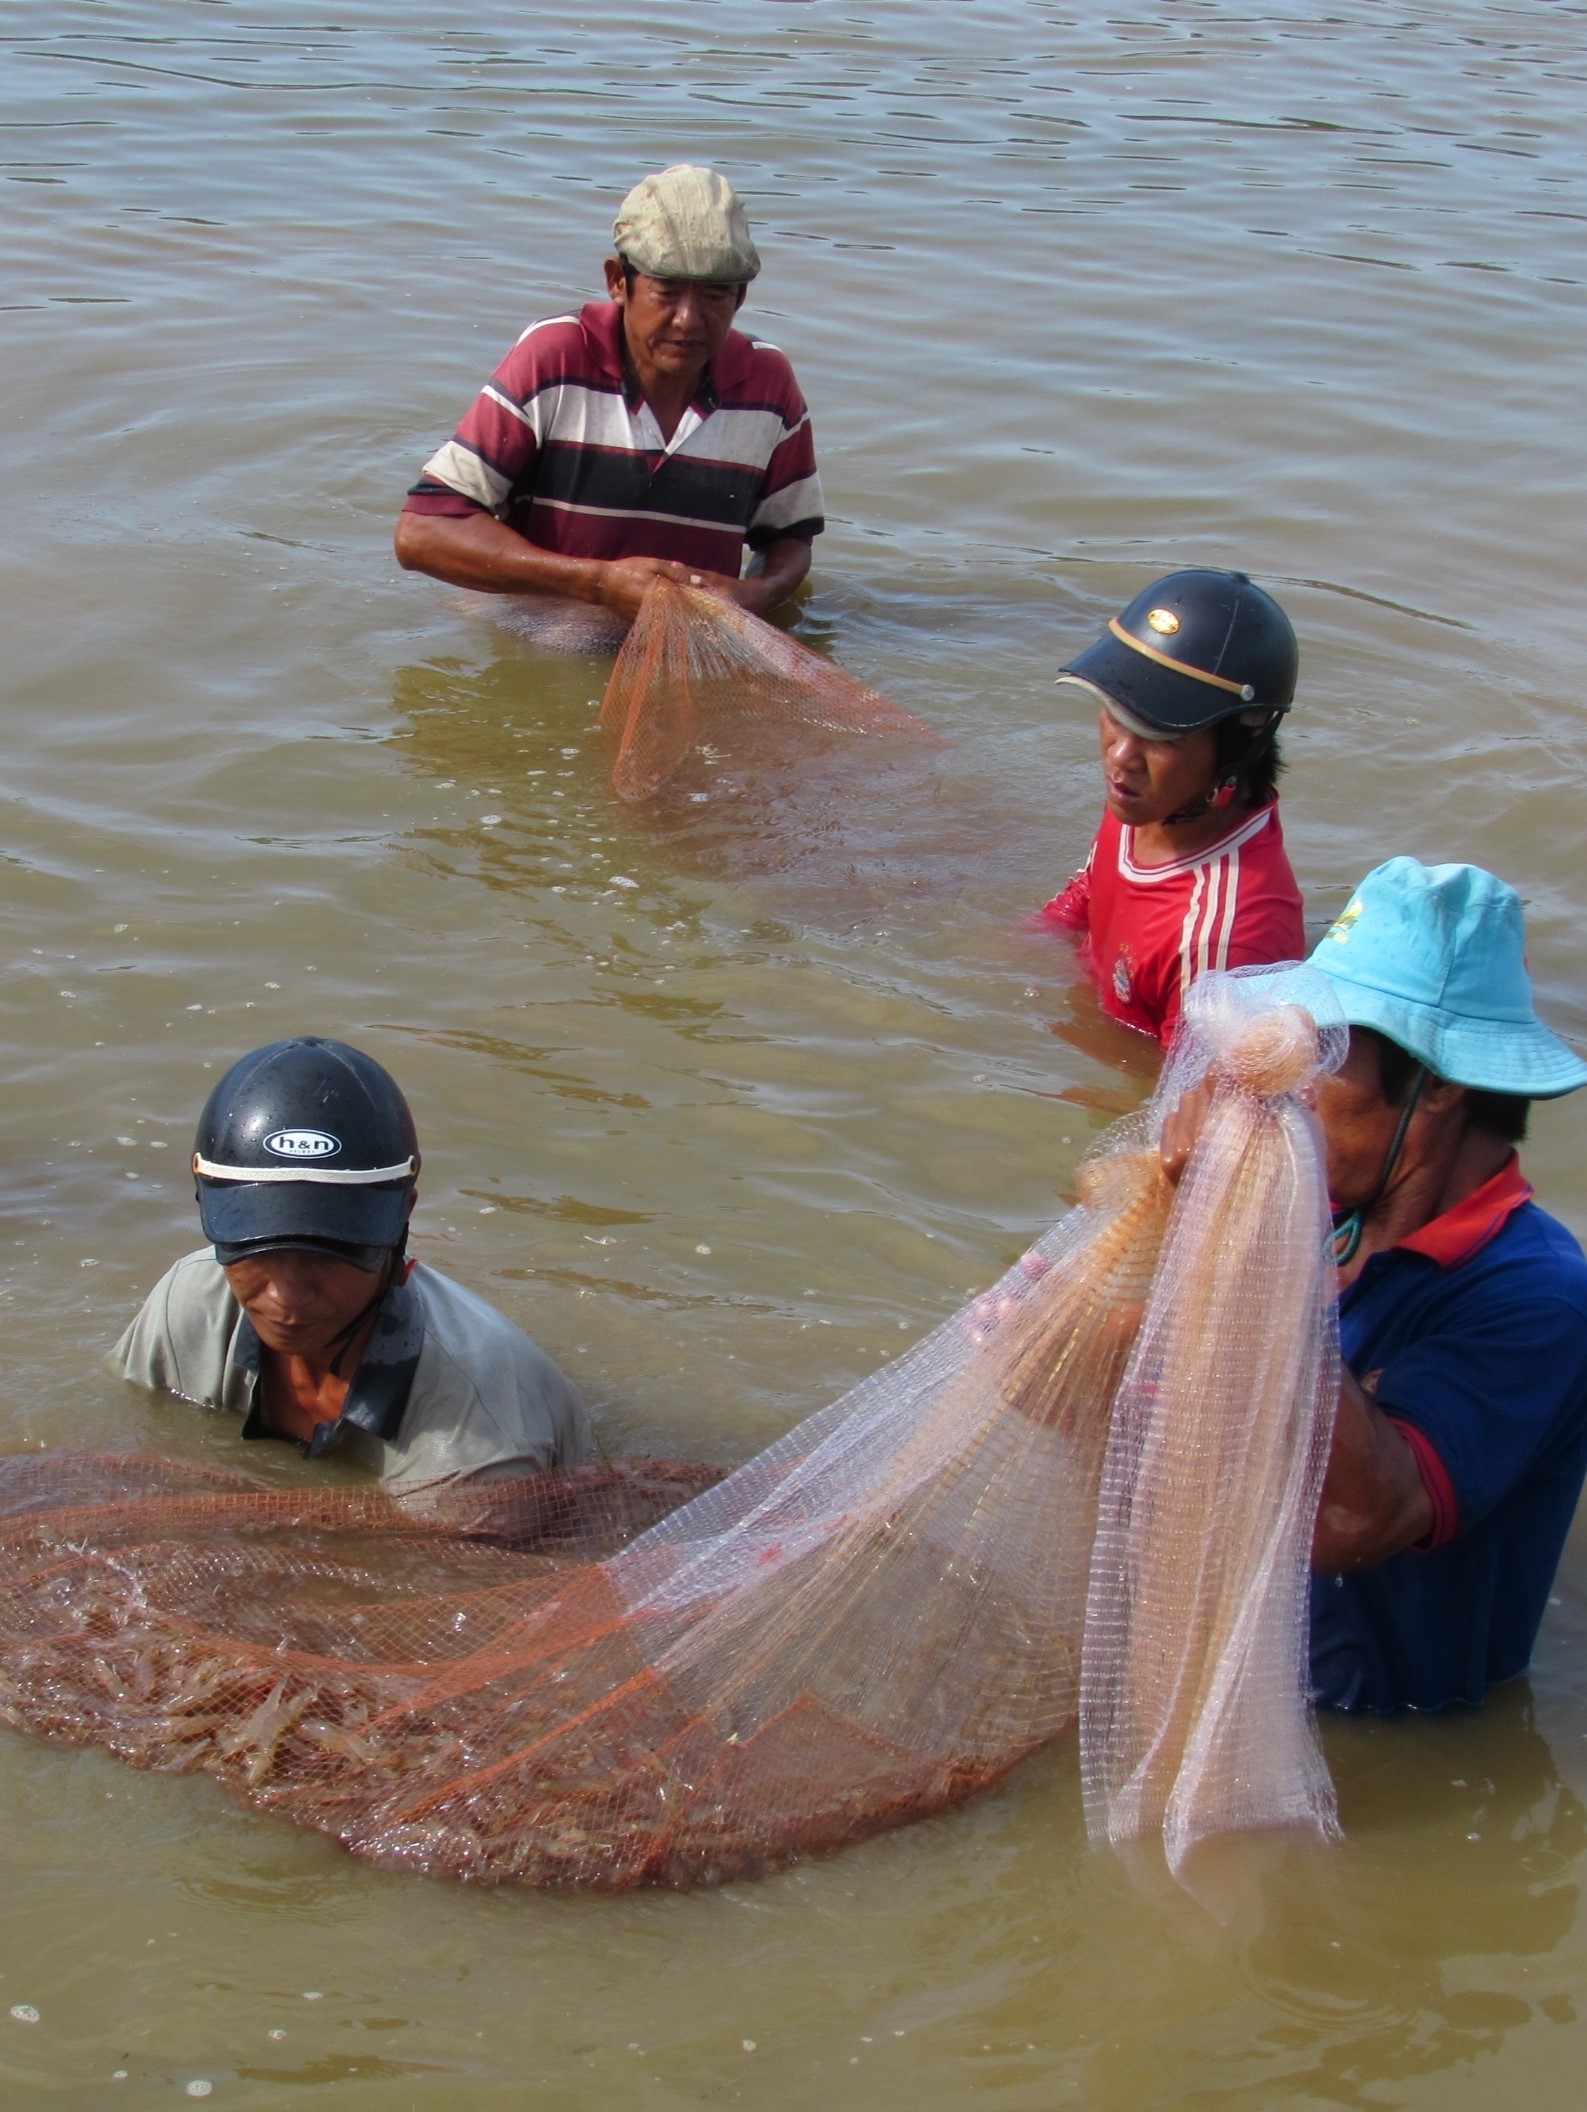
[[114, 1039, 593, 1492], [1040, 569, 1306, 1047]]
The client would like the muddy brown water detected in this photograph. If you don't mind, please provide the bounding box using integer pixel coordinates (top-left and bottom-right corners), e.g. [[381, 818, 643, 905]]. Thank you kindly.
[[3, 2, 1587, 2105]]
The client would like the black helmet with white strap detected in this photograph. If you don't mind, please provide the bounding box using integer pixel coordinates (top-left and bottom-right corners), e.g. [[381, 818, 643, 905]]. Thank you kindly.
[[193, 1038, 419, 1266]]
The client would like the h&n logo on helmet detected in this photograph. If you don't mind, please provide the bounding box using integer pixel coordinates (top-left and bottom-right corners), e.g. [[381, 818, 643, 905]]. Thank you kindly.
[[263, 1129, 342, 1160]]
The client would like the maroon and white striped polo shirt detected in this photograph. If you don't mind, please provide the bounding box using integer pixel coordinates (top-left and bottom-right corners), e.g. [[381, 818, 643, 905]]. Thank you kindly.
[[403, 300, 824, 576]]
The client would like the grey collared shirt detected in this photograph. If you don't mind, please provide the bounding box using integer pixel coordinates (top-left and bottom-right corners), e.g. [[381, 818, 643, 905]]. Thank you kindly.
[[113, 1249, 594, 1493]]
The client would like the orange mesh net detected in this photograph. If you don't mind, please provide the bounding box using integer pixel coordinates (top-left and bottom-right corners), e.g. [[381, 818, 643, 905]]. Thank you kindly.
[[0, 969, 1345, 1889], [598, 579, 938, 802]]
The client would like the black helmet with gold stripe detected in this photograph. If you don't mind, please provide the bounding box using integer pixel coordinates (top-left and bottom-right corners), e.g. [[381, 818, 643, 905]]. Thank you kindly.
[[1057, 568, 1297, 737]]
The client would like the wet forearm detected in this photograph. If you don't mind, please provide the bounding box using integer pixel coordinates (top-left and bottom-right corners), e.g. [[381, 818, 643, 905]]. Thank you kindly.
[[394, 510, 605, 603], [738, 536, 812, 615]]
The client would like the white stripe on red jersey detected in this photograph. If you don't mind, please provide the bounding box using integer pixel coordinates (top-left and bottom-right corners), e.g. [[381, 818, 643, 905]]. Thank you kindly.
[[1040, 801, 1306, 1046]]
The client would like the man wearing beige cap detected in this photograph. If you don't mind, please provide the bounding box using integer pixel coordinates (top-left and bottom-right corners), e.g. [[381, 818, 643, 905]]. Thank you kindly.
[[395, 164, 824, 623]]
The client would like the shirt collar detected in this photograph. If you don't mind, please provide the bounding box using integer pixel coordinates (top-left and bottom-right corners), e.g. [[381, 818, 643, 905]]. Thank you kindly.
[[1116, 797, 1276, 882], [1392, 1152, 1534, 1270], [236, 1264, 424, 1456]]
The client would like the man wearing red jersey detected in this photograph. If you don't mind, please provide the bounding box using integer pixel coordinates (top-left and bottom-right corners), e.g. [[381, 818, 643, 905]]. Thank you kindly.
[[1040, 569, 1306, 1046]]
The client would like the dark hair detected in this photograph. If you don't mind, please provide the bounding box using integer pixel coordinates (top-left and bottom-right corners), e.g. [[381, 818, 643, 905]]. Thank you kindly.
[[1357, 1026, 1531, 1143], [1215, 714, 1284, 809]]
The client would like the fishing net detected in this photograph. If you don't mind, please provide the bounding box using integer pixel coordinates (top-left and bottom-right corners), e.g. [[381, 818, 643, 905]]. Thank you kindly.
[[0, 968, 1345, 1888], [1080, 968, 1347, 1876], [598, 578, 937, 801]]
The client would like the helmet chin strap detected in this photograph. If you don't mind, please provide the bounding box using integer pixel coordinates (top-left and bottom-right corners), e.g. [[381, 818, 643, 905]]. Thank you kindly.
[[1164, 774, 1240, 826], [1161, 707, 1281, 826], [324, 1231, 407, 1381], [1330, 1066, 1428, 1267]]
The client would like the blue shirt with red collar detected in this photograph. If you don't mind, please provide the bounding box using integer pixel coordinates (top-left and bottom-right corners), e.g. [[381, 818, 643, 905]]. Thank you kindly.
[[1310, 1157, 1587, 1713]]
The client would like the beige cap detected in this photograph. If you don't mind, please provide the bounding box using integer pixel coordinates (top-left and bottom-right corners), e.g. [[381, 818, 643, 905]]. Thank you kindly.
[[612, 164, 761, 284]]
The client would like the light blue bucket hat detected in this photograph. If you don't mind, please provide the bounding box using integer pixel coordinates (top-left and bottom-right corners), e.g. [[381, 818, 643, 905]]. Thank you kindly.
[[1308, 857, 1587, 1098]]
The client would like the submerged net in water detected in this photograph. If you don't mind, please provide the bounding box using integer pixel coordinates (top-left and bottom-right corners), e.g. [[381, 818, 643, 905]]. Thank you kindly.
[[598, 578, 937, 802], [0, 968, 1345, 1888]]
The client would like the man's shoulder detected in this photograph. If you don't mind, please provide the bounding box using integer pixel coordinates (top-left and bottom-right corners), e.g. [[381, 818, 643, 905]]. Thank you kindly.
[[1486, 1198, 1587, 1301], [1198, 799, 1294, 881], [407, 1262, 527, 1345], [114, 1248, 241, 1404], [406, 1264, 577, 1392], [1078, 810, 1120, 889], [1229, 799, 1303, 902], [496, 305, 621, 388], [1231, 795, 1291, 860], [142, 1247, 235, 1323], [1386, 1197, 1587, 1347], [733, 328, 799, 375], [713, 328, 806, 405], [390, 1264, 591, 1478]]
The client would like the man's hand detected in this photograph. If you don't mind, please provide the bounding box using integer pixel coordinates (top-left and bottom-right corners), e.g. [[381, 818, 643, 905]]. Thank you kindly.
[[1158, 1075, 1216, 1187], [593, 556, 700, 621], [668, 565, 761, 611]]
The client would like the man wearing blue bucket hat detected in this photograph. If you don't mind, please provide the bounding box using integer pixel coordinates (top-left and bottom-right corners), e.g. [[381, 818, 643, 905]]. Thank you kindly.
[[1300, 858, 1587, 1713]]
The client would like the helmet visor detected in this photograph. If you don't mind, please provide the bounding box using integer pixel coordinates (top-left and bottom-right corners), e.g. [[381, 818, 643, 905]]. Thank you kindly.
[[212, 1233, 393, 1272], [197, 1174, 413, 1255], [1060, 630, 1254, 737], [1054, 673, 1168, 740]]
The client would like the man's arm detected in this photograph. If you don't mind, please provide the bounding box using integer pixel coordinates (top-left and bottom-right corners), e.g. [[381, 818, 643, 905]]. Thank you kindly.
[[393, 510, 702, 624], [1038, 858, 1092, 932], [1157, 1092, 1436, 1570], [1311, 1367, 1434, 1571]]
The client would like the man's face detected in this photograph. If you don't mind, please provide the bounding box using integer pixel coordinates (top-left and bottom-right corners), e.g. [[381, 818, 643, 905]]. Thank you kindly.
[[605, 260, 745, 384], [1097, 707, 1220, 828], [1312, 1032, 1405, 1210], [223, 1248, 383, 1361]]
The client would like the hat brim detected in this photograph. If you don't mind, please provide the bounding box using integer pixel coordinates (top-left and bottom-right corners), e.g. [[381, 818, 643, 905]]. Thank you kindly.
[[1311, 969, 1587, 1098], [197, 1178, 413, 1251], [613, 247, 758, 284], [1059, 632, 1237, 736]]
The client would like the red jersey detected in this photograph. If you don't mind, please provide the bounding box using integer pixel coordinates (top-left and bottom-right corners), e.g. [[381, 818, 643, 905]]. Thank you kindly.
[[1041, 801, 1305, 1046]]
